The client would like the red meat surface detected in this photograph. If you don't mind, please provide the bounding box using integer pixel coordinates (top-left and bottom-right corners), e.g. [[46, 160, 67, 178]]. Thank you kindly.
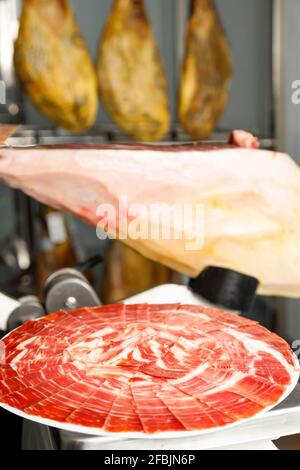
[[0, 303, 297, 434]]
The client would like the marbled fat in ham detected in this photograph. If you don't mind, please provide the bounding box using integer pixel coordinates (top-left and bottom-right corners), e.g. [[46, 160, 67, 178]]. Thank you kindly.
[[0, 304, 297, 434]]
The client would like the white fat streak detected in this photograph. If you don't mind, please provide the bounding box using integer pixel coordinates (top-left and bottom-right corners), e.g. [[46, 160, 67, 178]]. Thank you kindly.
[[66, 330, 142, 364], [201, 371, 246, 396], [69, 338, 104, 350], [69, 353, 87, 363], [157, 331, 179, 342], [198, 314, 212, 321], [109, 331, 141, 348], [34, 351, 46, 360], [67, 372, 82, 382], [87, 348, 104, 362], [152, 322, 187, 332], [38, 370, 49, 380], [148, 339, 163, 357], [224, 327, 294, 375], [89, 327, 116, 338], [121, 333, 143, 348], [171, 308, 212, 322], [105, 346, 133, 364], [63, 350, 71, 363], [10, 349, 27, 365], [166, 325, 185, 331], [171, 363, 208, 384], [141, 327, 157, 337], [170, 344, 188, 363], [177, 337, 197, 350], [155, 358, 168, 369], [72, 360, 85, 370], [132, 346, 151, 363], [16, 336, 36, 349], [84, 365, 133, 379], [179, 311, 212, 322], [177, 336, 205, 350]]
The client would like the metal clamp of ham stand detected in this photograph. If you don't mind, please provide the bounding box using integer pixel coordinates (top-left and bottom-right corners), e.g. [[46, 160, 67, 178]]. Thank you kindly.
[[4, 255, 103, 332], [188, 266, 259, 314]]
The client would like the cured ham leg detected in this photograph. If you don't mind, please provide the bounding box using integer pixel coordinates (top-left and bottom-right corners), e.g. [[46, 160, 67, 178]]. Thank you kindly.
[[0, 131, 300, 297], [179, 0, 233, 139], [14, 0, 98, 131], [97, 0, 170, 141]]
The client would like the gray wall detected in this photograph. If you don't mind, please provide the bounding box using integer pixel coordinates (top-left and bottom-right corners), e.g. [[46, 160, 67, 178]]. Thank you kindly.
[[24, 0, 273, 137], [274, 0, 300, 341], [216, 0, 272, 136]]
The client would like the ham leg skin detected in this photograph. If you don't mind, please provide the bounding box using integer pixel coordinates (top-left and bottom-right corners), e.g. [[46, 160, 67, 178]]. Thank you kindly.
[[0, 131, 300, 297]]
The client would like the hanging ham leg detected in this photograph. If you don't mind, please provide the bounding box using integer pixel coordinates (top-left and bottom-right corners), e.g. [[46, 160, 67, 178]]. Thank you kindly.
[[0, 131, 300, 298], [179, 0, 233, 140], [97, 0, 170, 141], [14, 0, 98, 131]]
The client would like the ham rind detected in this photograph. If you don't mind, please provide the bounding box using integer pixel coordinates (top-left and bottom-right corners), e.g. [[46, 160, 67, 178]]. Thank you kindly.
[[0, 303, 297, 434], [1, 133, 300, 297]]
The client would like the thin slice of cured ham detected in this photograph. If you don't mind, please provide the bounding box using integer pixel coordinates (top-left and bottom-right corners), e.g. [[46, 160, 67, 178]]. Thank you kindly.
[[103, 385, 143, 433], [65, 378, 126, 428], [0, 303, 298, 434], [158, 384, 233, 430], [130, 381, 184, 433]]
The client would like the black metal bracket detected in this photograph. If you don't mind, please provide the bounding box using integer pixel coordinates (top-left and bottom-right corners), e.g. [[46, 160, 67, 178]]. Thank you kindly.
[[189, 266, 259, 313]]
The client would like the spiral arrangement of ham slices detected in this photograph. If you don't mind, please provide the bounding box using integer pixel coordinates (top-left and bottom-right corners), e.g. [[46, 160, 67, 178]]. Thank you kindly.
[[0, 304, 297, 434]]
